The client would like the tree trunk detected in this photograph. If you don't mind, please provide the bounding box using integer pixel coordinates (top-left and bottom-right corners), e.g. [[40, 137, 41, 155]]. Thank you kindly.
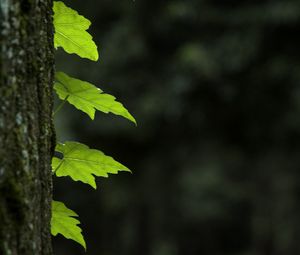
[[0, 0, 54, 254]]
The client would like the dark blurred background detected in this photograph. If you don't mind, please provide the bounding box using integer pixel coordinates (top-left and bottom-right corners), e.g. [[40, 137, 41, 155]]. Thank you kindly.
[[53, 0, 300, 254]]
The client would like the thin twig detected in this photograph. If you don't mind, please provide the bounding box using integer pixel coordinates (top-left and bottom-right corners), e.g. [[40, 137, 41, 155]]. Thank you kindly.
[[53, 95, 69, 116]]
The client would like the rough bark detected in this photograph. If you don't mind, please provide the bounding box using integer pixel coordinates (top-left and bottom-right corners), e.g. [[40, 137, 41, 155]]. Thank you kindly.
[[0, 0, 54, 254]]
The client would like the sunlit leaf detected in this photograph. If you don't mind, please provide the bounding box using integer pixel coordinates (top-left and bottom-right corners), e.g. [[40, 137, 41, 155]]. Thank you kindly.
[[53, 1, 98, 61], [54, 71, 136, 124], [51, 200, 86, 249], [52, 141, 131, 189]]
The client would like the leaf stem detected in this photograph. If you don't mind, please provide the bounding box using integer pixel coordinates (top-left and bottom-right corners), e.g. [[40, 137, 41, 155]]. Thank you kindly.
[[53, 96, 69, 116], [53, 160, 64, 174]]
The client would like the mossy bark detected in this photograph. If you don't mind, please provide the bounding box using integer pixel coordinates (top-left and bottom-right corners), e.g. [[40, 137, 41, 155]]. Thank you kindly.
[[0, 0, 54, 254]]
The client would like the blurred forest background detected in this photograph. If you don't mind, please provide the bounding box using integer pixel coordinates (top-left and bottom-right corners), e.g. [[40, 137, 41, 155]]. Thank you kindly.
[[53, 0, 300, 254]]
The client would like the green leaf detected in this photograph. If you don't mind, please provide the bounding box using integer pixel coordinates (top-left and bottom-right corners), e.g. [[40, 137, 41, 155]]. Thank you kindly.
[[53, 1, 98, 61], [54, 71, 136, 124], [51, 200, 86, 249], [52, 141, 131, 189]]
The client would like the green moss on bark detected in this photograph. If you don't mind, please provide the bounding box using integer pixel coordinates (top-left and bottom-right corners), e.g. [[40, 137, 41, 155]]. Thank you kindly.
[[0, 0, 55, 254]]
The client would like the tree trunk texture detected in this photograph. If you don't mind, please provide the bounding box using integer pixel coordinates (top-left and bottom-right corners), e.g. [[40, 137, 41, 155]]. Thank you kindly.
[[0, 0, 54, 254]]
